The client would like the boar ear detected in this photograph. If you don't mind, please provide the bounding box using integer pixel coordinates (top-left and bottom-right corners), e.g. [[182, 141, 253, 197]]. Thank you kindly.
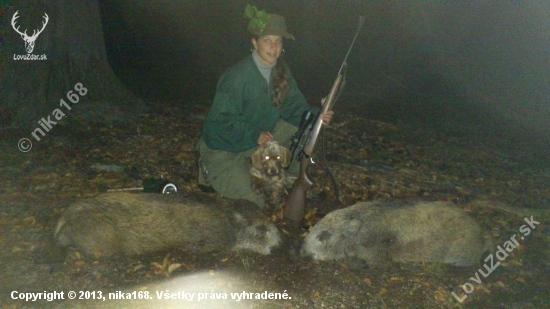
[[251, 147, 263, 170], [281, 146, 291, 168]]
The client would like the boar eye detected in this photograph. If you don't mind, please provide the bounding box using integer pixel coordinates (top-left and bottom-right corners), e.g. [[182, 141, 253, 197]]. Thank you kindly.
[[276, 156, 281, 160], [264, 155, 270, 160]]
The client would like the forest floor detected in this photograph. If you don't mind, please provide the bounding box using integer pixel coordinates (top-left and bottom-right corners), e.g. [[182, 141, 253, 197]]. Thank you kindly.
[[0, 101, 549, 309]]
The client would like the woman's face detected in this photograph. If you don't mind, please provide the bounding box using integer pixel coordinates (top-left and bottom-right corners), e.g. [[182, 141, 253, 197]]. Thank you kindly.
[[252, 35, 283, 66]]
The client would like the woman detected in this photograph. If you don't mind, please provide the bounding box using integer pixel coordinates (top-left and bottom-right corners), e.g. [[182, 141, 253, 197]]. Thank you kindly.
[[197, 6, 333, 207]]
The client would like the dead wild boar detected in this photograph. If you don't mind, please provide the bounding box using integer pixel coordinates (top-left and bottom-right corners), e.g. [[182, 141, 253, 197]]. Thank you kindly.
[[54, 192, 282, 259], [299, 199, 492, 267]]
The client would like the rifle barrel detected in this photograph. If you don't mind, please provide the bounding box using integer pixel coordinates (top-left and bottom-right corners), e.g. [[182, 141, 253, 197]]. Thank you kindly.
[[303, 74, 343, 156], [338, 16, 366, 75]]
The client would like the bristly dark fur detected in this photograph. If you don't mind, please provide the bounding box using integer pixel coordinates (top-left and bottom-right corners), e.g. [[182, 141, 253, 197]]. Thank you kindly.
[[250, 141, 291, 215]]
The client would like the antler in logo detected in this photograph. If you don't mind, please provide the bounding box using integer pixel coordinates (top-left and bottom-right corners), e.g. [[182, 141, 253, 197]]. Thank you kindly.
[[11, 10, 49, 54]]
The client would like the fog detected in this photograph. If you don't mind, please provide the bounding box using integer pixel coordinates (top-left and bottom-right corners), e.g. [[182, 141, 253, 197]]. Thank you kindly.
[[100, 1, 550, 148]]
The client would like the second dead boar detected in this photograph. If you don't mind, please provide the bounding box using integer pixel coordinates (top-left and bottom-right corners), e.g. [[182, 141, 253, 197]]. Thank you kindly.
[[299, 199, 492, 267], [54, 192, 282, 259]]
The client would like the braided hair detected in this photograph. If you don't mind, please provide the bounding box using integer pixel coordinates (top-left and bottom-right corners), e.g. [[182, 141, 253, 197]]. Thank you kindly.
[[271, 59, 290, 108]]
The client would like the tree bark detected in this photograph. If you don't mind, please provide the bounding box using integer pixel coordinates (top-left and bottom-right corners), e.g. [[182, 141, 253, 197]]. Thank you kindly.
[[0, 0, 141, 126]]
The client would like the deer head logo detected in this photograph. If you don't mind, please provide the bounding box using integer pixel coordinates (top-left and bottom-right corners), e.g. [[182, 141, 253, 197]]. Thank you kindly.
[[11, 10, 49, 54]]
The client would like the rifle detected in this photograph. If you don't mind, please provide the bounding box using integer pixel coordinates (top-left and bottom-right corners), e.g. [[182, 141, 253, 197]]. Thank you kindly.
[[288, 110, 315, 165], [284, 16, 365, 222]]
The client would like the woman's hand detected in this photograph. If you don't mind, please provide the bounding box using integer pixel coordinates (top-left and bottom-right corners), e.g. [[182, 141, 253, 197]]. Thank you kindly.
[[258, 131, 274, 146], [319, 98, 334, 126], [321, 110, 334, 126]]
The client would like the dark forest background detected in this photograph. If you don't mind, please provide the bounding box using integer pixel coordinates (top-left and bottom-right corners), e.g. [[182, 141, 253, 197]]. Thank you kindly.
[[101, 1, 550, 150], [1, 0, 549, 155]]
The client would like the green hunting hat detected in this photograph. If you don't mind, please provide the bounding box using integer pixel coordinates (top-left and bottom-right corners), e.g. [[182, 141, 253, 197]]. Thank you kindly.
[[244, 4, 295, 40]]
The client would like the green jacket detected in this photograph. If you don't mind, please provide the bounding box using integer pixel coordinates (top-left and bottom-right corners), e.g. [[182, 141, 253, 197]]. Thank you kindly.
[[203, 55, 313, 152]]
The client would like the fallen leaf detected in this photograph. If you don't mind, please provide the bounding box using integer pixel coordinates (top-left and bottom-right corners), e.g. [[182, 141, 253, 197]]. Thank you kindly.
[[433, 286, 448, 302], [433, 290, 447, 302], [183, 263, 195, 270], [476, 285, 491, 294], [167, 263, 182, 274], [74, 251, 82, 260], [151, 262, 163, 270], [93, 248, 102, 260], [162, 253, 171, 269], [23, 216, 36, 225], [516, 278, 526, 284]]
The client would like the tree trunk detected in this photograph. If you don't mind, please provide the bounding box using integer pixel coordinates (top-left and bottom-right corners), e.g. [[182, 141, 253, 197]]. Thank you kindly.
[[0, 0, 142, 126]]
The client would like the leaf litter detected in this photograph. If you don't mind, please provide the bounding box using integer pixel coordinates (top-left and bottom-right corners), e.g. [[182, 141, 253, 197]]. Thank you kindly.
[[0, 101, 548, 308]]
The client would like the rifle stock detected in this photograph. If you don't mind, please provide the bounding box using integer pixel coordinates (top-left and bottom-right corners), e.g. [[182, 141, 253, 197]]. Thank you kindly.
[[284, 74, 344, 222], [284, 158, 313, 221]]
